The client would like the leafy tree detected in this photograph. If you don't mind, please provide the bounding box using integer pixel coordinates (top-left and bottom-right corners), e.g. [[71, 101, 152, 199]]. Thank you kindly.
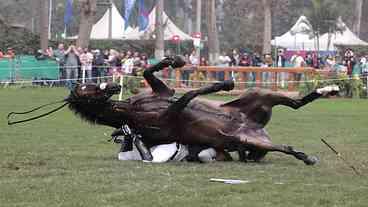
[[305, 0, 349, 51], [222, 0, 263, 52], [352, 0, 363, 36], [0, 22, 40, 54], [221, 0, 293, 54], [0, 0, 361, 55]]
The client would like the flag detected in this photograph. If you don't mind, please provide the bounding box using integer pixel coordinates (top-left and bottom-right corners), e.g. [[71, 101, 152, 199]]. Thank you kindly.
[[64, 0, 73, 26], [138, 0, 149, 31], [124, 0, 137, 29]]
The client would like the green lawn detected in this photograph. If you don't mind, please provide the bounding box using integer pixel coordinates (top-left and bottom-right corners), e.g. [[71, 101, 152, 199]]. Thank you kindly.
[[1, 87, 367, 207]]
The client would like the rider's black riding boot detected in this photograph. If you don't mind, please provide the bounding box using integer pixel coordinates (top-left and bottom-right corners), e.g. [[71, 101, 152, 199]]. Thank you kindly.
[[121, 137, 133, 152], [134, 137, 153, 161], [111, 128, 134, 152]]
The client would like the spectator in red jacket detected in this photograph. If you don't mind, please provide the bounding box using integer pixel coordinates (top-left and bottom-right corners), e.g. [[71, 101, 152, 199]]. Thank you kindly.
[[4, 48, 15, 59]]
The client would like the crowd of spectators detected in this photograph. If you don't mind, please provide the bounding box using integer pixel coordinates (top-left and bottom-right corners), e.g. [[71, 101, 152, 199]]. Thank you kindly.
[[35, 43, 151, 89], [184, 47, 367, 76], [0, 47, 16, 59], [173, 47, 368, 87], [5, 43, 367, 89]]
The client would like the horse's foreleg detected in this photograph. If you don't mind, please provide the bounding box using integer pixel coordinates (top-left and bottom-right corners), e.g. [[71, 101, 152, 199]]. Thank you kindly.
[[143, 59, 173, 96], [143, 56, 186, 96], [239, 137, 318, 165], [164, 80, 234, 116], [276, 145, 318, 165]]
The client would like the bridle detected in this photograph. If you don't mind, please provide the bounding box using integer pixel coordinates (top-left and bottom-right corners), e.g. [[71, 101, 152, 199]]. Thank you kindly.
[[7, 99, 69, 125], [7, 86, 120, 125]]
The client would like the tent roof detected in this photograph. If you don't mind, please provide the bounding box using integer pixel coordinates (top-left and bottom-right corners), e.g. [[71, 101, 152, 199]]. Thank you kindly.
[[319, 18, 368, 50], [289, 15, 313, 35], [139, 7, 193, 41], [271, 16, 315, 51], [89, 3, 139, 40], [272, 16, 368, 51], [90, 3, 124, 39], [76, 3, 192, 41]]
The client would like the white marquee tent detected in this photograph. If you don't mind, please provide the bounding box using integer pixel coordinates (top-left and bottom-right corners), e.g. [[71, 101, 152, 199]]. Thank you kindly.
[[319, 18, 368, 51], [271, 16, 368, 51], [271, 16, 316, 51], [72, 3, 193, 41]]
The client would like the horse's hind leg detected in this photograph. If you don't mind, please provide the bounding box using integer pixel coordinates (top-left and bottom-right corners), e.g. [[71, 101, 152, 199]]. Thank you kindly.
[[222, 85, 339, 128], [275, 85, 339, 109], [239, 137, 318, 165]]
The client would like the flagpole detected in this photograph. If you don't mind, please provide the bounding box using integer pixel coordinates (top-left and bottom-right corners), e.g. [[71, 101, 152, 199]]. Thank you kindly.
[[196, 0, 201, 62], [63, 26, 67, 39], [48, 0, 53, 40], [109, 0, 112, 39]]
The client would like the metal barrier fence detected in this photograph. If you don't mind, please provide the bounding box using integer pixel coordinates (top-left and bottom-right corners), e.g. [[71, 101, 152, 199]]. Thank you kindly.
[[1, 63, 367, 97], [174, 66, 315, 91]]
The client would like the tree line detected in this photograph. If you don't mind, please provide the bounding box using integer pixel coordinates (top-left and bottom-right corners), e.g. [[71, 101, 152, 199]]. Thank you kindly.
[[0, 0, 365, 61]]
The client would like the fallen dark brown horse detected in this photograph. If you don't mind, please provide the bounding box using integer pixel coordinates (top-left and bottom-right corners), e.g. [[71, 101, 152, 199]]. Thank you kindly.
[[65, 56, 339, 165]]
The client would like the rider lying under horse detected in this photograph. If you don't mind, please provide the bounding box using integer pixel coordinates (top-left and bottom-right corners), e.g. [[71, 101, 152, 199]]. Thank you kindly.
[[112, 124, 217, 163]]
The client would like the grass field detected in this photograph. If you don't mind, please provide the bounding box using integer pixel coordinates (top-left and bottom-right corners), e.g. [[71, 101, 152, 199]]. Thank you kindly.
[[1, 87, 368, 207]]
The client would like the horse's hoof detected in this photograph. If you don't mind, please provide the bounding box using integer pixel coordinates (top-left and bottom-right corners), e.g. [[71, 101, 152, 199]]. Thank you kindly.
[[316, 85, 339, 95], [304, 155, 319, 165], [171, 56, 186, 68], [159, 57, 174, 68], [222, 80, 235, 91]]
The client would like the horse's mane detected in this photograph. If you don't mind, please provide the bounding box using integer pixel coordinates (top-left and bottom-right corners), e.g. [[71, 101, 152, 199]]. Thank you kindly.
[[68, 101, 107, 124], [67, 94, 122, 128]]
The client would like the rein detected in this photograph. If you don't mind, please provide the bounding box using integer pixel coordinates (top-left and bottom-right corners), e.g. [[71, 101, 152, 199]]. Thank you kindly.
[[7, 99, 69, 125]]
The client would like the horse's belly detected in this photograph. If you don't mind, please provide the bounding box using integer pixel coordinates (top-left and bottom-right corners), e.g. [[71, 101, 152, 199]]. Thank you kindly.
[[177, 118, 232, 146]]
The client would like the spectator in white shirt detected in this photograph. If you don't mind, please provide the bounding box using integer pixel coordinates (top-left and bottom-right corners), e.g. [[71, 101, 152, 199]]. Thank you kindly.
[[189, 50, 199, 66], [123, 51, 134, 75], [291, 52, 305, 68], [79, 48, 94, 83]]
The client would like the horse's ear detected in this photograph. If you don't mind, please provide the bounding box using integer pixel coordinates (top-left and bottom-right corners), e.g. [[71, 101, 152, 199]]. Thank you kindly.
[[70, 82, 80, 91]]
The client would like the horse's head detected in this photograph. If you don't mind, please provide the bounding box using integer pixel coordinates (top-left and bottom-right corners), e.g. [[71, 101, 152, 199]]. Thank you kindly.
[[65, 82, 129, 128], [68, 82, 121, 102]]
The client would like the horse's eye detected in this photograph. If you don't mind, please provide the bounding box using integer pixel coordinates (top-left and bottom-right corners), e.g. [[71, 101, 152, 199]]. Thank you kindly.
[[100, 83, 107, 90]]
